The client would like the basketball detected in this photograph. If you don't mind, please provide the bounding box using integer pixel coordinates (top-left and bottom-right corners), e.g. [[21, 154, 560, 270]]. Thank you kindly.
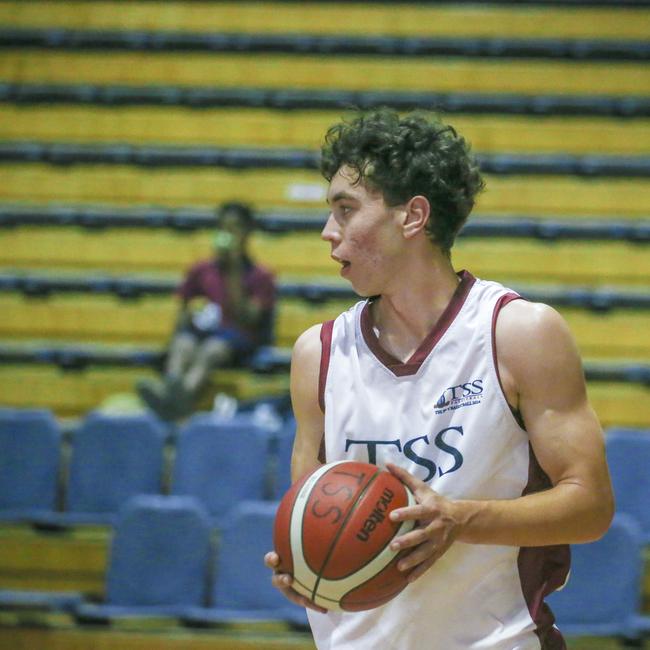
[[273, 460, 416, 612]]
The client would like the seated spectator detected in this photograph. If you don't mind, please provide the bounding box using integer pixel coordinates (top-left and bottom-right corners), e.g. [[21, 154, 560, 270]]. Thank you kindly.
[[137, 202, 276, 420]]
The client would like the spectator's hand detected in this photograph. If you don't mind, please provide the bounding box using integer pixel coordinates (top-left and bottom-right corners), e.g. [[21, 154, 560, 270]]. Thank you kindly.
[[264, 551, 328, 613], [386, 463, 461, 582], [213, 230, 235, 253]]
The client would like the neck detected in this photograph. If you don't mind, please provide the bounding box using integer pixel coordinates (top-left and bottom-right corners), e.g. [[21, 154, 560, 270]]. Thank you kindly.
[[370, 250, 461, 358]]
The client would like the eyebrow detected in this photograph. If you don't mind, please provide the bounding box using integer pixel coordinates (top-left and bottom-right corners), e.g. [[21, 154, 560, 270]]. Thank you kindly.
[[327, 190, 359, 205]]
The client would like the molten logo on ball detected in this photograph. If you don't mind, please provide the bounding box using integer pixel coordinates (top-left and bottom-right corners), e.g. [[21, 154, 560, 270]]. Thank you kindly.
[[356, 487, 394, 542], [274, 460, 416, 612]]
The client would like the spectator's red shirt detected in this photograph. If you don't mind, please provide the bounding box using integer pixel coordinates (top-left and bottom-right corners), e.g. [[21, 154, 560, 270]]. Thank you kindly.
[[177, 258, 276, 345]]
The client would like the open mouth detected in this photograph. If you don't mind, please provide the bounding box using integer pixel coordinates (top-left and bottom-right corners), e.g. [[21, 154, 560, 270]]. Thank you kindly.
[[331, 254, 350, 271], [339, 260, 351, 276], [331, 253, 351, 276]]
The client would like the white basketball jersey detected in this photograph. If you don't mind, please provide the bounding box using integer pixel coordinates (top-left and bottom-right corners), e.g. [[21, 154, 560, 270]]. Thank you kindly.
[[309, 271, 569, 650]]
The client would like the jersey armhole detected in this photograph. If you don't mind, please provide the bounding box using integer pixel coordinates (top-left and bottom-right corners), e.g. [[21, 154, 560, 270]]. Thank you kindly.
[[491, 293, 527, 430], [318, 320, 335, 414], [317, 320, 334, 464]]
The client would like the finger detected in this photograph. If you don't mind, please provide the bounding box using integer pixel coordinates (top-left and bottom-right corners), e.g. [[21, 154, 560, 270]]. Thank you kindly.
[[396, 542, 437, 573], [390, 526, 429, 551], [264, 551, 280, 568], [275, 576, 328, 613], [390, 502, 434, 524], [270, 573, 328, 613], [282, 586, 324, 612], [300, 597, 328, 614], [405, 556, 437, 583], [386, 462, 430, 498], [271, 572, 293, 589]]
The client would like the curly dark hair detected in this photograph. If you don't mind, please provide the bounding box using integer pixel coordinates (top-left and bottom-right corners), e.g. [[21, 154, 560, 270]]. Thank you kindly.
[[320, 108, 484, 252]]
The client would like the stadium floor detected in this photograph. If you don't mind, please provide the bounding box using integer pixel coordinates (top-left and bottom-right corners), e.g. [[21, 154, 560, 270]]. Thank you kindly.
[[0, 623, 643, 649]]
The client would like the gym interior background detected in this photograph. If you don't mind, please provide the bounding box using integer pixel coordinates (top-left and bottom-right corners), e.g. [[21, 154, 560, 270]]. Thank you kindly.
[[0, 1, 649, 648]]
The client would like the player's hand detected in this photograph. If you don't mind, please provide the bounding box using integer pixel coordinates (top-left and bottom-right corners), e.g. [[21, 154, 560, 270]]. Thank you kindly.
[[264, 551, 328, 613], [385, 463, 460, 583]]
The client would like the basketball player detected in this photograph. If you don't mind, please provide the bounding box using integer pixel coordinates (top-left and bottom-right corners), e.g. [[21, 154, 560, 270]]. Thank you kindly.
[[265, 109, 613, 649]]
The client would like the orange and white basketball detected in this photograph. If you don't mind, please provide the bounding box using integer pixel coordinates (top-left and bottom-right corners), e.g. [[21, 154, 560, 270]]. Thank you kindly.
[[273, 460, 416, 611]]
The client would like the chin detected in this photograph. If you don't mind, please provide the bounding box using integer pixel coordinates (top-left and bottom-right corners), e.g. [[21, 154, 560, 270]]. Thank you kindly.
[[349, 282, 379, 299]]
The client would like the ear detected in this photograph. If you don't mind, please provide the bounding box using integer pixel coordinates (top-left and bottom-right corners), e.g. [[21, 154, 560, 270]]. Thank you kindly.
[[401, 196, 430, 239]]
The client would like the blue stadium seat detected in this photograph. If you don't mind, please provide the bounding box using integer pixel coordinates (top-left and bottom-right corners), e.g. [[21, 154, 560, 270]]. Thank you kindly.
[[171, 414, 272, 522], [182, 500, 307, 627], [37, 412, 166, 526], [0, 408, 61, 521], [75, 495, 211, 622], [272, 416, 296, 499], [548, 514, 650, 640], [0, 589, 83, 613], [606, 428, 650, 543]]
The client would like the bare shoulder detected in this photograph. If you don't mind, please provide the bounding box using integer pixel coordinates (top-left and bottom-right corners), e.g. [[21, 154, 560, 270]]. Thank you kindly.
[[496, 299, 575, 352], [290, 324, 326, 477], [290, 323, 324, 407], [495, 299, 584, 397], [291, 323, 323, 369]]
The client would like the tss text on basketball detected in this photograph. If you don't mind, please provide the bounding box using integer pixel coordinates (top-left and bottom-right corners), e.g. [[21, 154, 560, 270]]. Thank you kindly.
[[273, 460, 416, 611]]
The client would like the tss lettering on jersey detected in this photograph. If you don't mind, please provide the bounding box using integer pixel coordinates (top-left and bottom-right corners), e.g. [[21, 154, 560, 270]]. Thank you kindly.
[[345, 426, 464, 483]]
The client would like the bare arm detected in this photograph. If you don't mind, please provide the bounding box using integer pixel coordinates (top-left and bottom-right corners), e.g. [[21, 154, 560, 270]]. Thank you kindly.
[[289, 324, 326, 481], [453, 301, 613, 545], [265, 323, 327, 612], [390, 300, 614, 579]]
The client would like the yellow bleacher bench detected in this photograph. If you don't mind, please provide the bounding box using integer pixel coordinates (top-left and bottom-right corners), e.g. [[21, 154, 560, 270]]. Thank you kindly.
[[2, 227, 649, 286], [2, 106, 648, 156]]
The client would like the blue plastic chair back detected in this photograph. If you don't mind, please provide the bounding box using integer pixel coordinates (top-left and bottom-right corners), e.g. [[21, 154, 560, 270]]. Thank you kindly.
[[273, 416, 295, 499], [212, 501, 297, 613], [0, 408, 61, 517], [606, 428, 650, 542], [107, 495, 211, 607], [172, 414, 270, 520], [66, 413, 166, 521], [548, 514, 644, 638]]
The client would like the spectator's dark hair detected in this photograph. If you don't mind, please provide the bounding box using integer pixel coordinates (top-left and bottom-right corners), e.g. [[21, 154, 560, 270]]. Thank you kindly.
[[215, 202, 256, 231], [320, 108, 484, 253]]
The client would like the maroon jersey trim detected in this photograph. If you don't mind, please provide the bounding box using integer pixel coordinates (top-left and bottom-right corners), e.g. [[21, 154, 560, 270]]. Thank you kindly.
[[318, 320, 335, 413], [359, 270, 476, 377], [491, 292, 526, 427], [518, 446, 570, 649]]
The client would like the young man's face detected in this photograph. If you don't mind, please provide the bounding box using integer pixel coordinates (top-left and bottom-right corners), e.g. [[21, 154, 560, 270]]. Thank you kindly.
[[321, 166, 406, 297]]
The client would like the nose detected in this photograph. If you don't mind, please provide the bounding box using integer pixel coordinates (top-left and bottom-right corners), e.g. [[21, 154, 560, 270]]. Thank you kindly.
[[321, 213, 341, 243]]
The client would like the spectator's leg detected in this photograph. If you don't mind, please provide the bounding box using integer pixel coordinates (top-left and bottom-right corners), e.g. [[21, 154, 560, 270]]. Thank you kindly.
[[166, 338, 233, 418], [166, 332, 198, 379], [183, 338, 233, 396], [137, 332, 198, 420]]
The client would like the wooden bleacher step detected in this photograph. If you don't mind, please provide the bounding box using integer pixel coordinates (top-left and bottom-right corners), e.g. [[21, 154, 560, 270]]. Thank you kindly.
[[1, 166, 648, 216], [1, 50, 647, 96], [2, 228, 650, 286], [1, 294, 650, 363], [1, 106, 648, 155], [1, 1, 648, 40]]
